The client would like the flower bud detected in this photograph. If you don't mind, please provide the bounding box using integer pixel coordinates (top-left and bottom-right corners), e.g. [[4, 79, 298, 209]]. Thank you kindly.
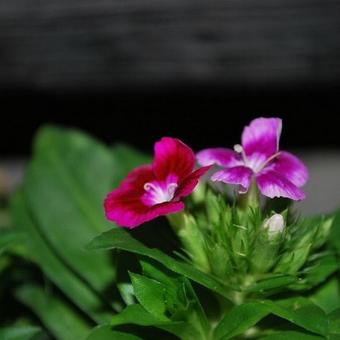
[[205, 189, 223, 226], [249, 214, 285, 273], [264, 214, 285, 238]]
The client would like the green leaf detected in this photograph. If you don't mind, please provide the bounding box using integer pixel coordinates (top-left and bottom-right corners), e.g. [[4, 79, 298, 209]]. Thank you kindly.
[[139, 260, 210, 338], [310, 278, 340, 313], [215, 298, 330, 339], [260, 331, 324, 339], [140, 260, 180, 289], [22, 126, 116, 293], [129, 273, 168, 319], [86, 325, 142, 340], [328, 308, 340, 334], [88, 228, 232, 300], [213, 301, 270, 339], [0, 228, 25, 255], [16, 284, 91, 340], [111, 304, 165, 326], [263, 298, 328, 336], [0, 325, 42, 340], [329, 210, 340, 253], [111, 304, 198, 339], [243, 275, 297, 293], [11, 191, 110, 323], [299, 253, 339, 289]]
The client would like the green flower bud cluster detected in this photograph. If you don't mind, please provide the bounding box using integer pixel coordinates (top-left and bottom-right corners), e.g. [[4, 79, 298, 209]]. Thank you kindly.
[[169, 186, 335, 303]]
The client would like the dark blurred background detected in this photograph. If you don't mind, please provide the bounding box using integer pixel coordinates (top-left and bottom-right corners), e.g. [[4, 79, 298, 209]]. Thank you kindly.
[[0, 0, 340, 213], [1, 0, 340, 155], [1, 89, 340, 156]]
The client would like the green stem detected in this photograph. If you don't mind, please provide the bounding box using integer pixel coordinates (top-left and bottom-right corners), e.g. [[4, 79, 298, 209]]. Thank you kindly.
[[239, 180, 259, 210]]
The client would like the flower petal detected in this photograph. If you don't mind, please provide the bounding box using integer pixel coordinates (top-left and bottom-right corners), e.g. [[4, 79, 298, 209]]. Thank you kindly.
[[196, 148, 240, 167], [120, 165, 155, 191], [211, 166, 253, 193], [242, 117, 282, 159], [176, 165, 211, 198], [269, 151, 308, 187], [104, 188, 184, 228], [256, 169, 305, 200], [153, 137, 195, 180]]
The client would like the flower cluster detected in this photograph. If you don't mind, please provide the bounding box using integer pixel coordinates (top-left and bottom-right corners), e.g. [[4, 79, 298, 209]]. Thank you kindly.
[[105, 117, 308, 228]]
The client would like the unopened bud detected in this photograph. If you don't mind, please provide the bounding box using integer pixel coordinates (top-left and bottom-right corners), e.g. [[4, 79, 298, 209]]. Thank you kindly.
[[264, 214, 285, 236], [250, 214, 285, 273]]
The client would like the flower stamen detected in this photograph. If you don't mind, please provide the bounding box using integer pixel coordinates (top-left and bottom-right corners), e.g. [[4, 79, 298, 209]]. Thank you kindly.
[[259, 152, 281, 172], [144, 181, 178, 205], [234, 144, 248, 162]]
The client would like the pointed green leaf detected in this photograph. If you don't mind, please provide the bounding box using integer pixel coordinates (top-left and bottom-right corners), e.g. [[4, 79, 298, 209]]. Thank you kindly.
[[88, 228, 232, 300], [214, 301, 270, 339], [263, 298, 328, 336], [111, 304, 198, 339], [243, 275, 297, 293], [328, 308, 340, 334], [329, 211, 340, 251], [0, 326, 42, 340], [87, 325, 142, 340], [139, 260, 210, 338], [310, 278, 340, 313], [260, 331, 324, 339], [129, 273, 168, 319], [298, 253, 338, 290]]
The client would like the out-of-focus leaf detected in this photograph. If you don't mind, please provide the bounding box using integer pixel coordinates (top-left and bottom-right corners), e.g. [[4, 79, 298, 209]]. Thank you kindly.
[[0, 229, 25, 255], [328, 308, 340, 335], [22, 126, 116, 293], [260, 331, 324, 339], [11, 191, 110, 323], [329, 210, 340, 253], [111, 144, 151, 185], [88, 228, 232, 300], [86, 325, 142, 340], [0, 325, 42, 340], [213, 301, 270, 339], [117, 283, 135, 306], [16, 284, 91, 340]]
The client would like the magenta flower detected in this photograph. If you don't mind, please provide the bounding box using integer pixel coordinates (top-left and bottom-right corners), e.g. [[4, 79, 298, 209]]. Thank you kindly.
[[197, 117, 308, 200], [105, 137, 210, 228]]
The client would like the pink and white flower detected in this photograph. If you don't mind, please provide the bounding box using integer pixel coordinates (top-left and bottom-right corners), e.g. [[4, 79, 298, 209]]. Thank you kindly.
[[105, 137, 210, 228], [197, 117, 308, 200]]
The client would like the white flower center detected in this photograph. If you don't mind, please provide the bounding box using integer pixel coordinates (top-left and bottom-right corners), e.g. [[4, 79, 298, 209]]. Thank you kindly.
[[233, 144, 280, 173], [143, 181, 178, 205]]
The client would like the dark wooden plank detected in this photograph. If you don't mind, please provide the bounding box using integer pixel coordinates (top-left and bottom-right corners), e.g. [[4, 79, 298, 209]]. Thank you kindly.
[[0, 0, 339, 90]]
